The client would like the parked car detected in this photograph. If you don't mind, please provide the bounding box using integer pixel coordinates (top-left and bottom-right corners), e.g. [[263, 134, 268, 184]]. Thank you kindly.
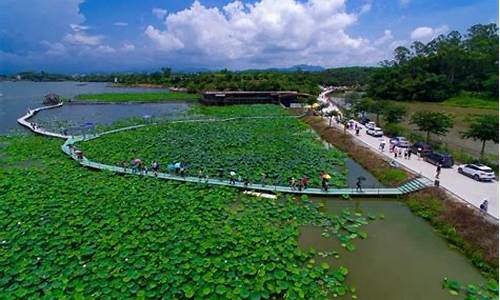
[[367, 127, 384, 137], [410, 141, 433, 156], [365, 121, 376, 130], [457, 164, 496, 181], [389, 136, 410, 148], [423, 152, 454, 168]]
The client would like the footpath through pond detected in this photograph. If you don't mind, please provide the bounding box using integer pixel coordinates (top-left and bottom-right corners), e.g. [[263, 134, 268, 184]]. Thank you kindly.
[[318, 88, 499, 220]]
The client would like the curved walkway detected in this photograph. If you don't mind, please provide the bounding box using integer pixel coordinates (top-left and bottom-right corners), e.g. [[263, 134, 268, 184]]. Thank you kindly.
[[18, 102, 432, 196]]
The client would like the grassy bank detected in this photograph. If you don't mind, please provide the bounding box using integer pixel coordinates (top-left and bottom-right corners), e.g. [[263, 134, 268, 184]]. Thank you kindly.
[[75, 92, 200, 102], [406, 188, 499, 279], [302, 115, 409, 187], [442, 93, 498, 110]]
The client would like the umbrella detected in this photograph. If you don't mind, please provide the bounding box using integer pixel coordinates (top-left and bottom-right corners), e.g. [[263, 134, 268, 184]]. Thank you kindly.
[[357, 176, 367, 181], [174, 162, 181, 168], [312, 103, 320, 108], [322, 173, 331, 180], [133, 159, 142, 164]]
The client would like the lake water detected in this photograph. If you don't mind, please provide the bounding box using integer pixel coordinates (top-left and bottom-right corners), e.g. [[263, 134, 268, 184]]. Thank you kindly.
[[300, 198, 487, 300], [0, 81, 189, 134]]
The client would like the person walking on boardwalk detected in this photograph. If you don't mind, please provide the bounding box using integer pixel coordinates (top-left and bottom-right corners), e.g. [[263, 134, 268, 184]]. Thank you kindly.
[[435, 164, 441, 179], [356, 177, 364, 192], [398, 147, 403, 158], [393, 147, 398, 159], [355, 125, 360, 136], [379, 140, 385, 152], [198, 169, 204, 181], [229, 170, 237, 184], [218, 167, 224, 178], [408, 149, 412, 160], [301, 176, 309, 190], [403, 149, 408, 159], [290, 177, 297, 190], [152, 161, 160, 176], [480, 200, 488, 213]]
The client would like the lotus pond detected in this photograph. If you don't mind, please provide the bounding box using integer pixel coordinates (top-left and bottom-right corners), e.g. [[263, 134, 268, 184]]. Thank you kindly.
[[78, 104, 347, 187], [1, 135, 369, 299]]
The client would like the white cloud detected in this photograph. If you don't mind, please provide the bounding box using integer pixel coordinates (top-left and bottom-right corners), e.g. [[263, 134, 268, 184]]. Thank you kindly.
[[360, 3, 372, 15], [121, 42, 135, 51], [96, 45, 116, 53], [70, 23, 89, 32], [113, 22, 128, 27], [143, 0, 377, 67], [410, 25, 449, 42], [152, 8, 168, 19], [374, 30, 393, 46], [64, 32, 104, 46], [41, 41, 67, 55]]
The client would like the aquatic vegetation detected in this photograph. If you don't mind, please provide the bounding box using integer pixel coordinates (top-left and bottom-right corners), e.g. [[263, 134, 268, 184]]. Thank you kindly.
[[442, 278, 498, 299], [78, 105, 347, 187], [0, 135, 368, 299], [75, 92, 200, 102]]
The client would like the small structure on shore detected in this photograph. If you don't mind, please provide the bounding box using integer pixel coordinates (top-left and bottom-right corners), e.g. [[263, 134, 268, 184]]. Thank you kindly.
[[43, 93, 63, 105], [201, 91, 306, 107]]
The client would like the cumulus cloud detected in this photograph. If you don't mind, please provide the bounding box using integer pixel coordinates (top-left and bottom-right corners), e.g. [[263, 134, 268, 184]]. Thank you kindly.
[[410, 25, 449, 42], [64, 31, 104, 46], [374, 30, 393, 46], [360, 3, 372, 15], [152, 8, 168, 19], [143, 0, 376, 67]]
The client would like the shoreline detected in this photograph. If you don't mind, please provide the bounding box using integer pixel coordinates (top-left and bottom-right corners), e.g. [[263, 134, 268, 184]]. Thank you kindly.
[[66, 99, 196, 105]]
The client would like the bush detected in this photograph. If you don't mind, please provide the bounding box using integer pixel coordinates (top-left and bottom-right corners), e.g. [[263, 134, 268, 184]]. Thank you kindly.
[[383, 123, 405, 137]]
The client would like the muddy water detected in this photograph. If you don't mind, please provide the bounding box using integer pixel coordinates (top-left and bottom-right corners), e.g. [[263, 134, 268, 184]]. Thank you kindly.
[[299, 198, 487, 300]]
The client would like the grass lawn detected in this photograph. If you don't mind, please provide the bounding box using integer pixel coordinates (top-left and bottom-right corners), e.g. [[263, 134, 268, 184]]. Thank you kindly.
[[75, 92, 200, 102], [384, 100, 498, 158], [442, 93, 498, 110]]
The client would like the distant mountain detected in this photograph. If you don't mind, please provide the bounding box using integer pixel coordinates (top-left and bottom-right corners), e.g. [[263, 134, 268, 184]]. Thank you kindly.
[[282, 64, 325, 72]]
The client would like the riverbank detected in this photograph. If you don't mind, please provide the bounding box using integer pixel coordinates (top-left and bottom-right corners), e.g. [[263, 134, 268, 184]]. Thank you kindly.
[[304, 114, 498, 280], [407, 188, 498, 279]]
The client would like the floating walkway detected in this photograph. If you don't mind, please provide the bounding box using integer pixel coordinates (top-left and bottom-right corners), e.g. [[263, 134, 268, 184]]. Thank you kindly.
[[18, 103, 433, 197]]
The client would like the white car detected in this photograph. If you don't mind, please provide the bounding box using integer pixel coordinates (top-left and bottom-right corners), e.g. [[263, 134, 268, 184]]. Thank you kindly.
[[367, 127, 384, 137], [457, 164, 496, 181], [365, 121, 376, 130]]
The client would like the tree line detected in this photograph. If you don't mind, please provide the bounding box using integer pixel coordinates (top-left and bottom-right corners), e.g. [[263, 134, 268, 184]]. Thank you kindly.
[[367, 23, 499, 101]]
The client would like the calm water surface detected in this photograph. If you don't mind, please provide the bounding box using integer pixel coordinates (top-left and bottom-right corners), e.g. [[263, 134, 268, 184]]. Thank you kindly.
[[300, 199, 487, 300], [0, 81, 188, 134]]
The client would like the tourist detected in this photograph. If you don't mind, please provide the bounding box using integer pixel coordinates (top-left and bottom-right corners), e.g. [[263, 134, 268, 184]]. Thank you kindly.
[[435, 164, 441, 179], [404, 149, 408, 159], [355, 126, 360, 136], [393, 147, 398, 159], [75, 150, 83, 160], [301, 176, 308, 190], [408, 149, 412, 160], [152, 161, 160, 176], [290, 177, 297, 190], [218, 167, 224, 178], [356, 177, 362, 192], [379, 140, 386, 152], [261, 173, 267, 186], [229, 170, 237, 184], [398, 148, 403, 158], [321, 176, 329, 192], [198, 169, 204, 181], [480, 200, 488, 213], [417, 148, 422, 160], [243, 178, 249, 187]]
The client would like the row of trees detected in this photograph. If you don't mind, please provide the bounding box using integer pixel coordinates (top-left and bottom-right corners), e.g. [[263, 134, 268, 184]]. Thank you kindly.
[[351, 99, 498, 156], [367, 23, 499, 101]]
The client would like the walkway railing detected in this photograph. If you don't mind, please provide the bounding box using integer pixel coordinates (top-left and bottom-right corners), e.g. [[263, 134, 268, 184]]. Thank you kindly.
[[20, 102, 433, 197]]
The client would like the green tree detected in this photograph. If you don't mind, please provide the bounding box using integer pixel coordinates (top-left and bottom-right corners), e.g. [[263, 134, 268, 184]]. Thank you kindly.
[[325, 110, 340, 127], [383, 103, 407, 124], [461, 114, 499, 157], [410, 111, 454, 143]]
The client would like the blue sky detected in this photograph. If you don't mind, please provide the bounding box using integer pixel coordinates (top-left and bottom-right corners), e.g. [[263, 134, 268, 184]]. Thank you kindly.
[[0, 0, 497, 73]]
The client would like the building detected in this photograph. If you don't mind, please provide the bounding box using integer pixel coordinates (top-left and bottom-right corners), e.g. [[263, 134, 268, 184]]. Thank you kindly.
[[200, 91, 303, 107]]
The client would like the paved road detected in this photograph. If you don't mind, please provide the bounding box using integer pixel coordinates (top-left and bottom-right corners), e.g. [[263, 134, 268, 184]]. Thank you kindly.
[[318, 88, 499, 220]]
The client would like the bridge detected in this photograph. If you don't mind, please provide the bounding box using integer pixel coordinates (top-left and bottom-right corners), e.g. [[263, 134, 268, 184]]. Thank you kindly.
[[18, 103, 433, 197]]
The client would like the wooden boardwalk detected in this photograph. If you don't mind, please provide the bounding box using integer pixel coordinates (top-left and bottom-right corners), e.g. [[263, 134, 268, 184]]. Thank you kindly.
[[19, 103, 433, 196]]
